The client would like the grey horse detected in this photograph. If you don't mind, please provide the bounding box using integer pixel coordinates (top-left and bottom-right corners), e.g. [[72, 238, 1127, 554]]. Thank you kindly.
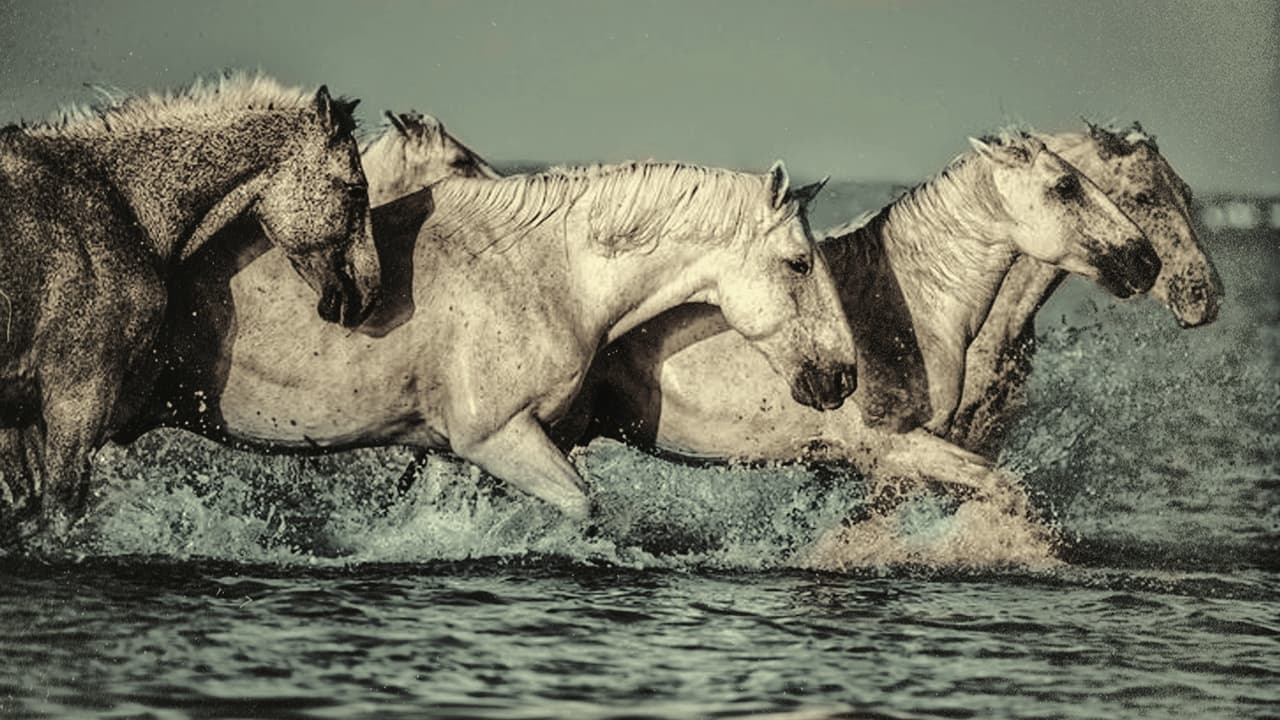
[[0, 73, 378, 542]]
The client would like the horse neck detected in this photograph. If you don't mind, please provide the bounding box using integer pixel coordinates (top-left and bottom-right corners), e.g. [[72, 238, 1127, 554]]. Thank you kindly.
[[823, 162, 1028, 429], [433, 169, 751, 349], [566, 217, 719, 348], [979, 253, 1067, 349], [72, 116, 294, 265], [852, 163, 1020, 358]]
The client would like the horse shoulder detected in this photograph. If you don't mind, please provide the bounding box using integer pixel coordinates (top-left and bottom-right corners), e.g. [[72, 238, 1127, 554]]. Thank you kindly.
[[3, 159, 164, 348]]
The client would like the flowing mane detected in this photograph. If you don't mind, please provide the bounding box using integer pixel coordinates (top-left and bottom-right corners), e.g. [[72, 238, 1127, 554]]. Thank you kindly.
[[819, 130, 1053, 304], [824, 130, 1033, 244], [428, 161, 800, 257], [14, 71, 345, 138]]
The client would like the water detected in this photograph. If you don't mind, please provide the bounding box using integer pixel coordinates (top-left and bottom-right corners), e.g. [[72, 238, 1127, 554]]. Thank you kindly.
[[1, 187, 1277, 718]]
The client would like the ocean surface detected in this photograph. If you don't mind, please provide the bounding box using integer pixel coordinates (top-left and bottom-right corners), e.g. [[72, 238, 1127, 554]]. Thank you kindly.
[[1, 183, 1276, 719]]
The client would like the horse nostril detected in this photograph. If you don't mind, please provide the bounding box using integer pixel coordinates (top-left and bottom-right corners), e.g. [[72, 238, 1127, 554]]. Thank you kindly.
[[1140, 243, 1161, 273], [836, 364, 858, 397]]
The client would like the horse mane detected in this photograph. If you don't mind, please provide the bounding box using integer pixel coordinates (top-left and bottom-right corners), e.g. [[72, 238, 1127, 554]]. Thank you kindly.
[[429, 161, 798, 257], [16, 71, 342, 138], [824, 129, 1031, 242], [821, 129, 1047, 300]]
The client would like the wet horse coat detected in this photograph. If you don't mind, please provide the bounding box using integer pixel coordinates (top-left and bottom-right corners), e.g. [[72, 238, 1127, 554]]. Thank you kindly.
[[0, 74, 376, 537]]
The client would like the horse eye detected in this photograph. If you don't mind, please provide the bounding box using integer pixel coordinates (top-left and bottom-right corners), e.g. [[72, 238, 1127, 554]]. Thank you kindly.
[[344, 182, 368, 199], [785, 255, 812, 276], [1133, 191, 1156, 207], [1054, 174, 1081, 199]]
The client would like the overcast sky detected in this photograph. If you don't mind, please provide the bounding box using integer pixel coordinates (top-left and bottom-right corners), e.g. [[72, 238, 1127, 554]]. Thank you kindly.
[[1, 0, 1276, 192]]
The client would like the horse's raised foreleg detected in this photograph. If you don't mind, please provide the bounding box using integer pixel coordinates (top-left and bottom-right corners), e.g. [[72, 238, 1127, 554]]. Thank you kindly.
[[450, 411, 591, 520]]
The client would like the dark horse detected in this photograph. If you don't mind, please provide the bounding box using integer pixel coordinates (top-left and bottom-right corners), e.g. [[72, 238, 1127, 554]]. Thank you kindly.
[[0, 73, 379, 542]]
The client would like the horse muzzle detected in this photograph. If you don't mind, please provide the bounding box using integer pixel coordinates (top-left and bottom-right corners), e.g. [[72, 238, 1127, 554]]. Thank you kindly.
[[317, 264, 379, 328], [790, 360, 858, 411], [1165, 270, 1222, 328], [1092, 239, 1162, 298]]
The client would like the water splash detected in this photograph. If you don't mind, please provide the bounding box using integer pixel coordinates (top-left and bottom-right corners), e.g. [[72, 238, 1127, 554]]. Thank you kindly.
[[39, 426, 1063, 573]]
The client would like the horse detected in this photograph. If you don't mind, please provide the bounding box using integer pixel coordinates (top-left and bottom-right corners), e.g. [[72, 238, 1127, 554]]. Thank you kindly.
[[126, 157, 859, 520], [947, 122, 1222, 457], [126, 110, 501, 444], [0, 73, 378, 539], [569, 131, 1161, 511]]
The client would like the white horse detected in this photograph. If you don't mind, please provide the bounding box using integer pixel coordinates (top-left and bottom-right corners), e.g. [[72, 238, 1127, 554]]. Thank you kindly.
[[133, 157, 859, 519], [948, 122, 1222, 456], [571, 131, 1160, 510]]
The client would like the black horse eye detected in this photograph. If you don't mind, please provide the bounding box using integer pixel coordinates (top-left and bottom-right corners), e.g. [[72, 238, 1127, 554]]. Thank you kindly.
[[785, 256, 812, 276], [1054, 174, 1081, 199], [344, 182, 369, 200], [1133, 191, 1156, 207]]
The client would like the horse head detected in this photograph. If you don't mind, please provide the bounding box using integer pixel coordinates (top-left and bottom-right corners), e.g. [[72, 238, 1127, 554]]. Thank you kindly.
[[254, 86, 379, 327], [1064, 121, 1222, 326], [713, 161, 858, 410], [971, 131, 1160, 298]]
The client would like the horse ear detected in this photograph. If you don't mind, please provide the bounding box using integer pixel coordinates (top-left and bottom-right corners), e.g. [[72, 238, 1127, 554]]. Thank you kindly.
[[969, 136, 1031, 166], [968, 136, 997, 160], [384, 109, 409, 135], [1023, 134, 1047, 160], [766, 160, 790, 210], [786, 176, 829, 208], [419, 113, 444, 135], [314, 85, 357, 137], [314, 85, 333, 116]]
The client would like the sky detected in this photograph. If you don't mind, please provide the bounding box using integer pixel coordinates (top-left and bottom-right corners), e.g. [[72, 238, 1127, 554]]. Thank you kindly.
[[0, 0, 1276, 193]]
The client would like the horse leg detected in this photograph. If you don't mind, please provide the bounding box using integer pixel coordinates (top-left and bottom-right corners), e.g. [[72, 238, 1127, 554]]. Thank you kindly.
[[451, 411, 591, 520], [867, 429, 1031, 517], [35, 376, 120, 531], [0, 426, 42, 544]]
